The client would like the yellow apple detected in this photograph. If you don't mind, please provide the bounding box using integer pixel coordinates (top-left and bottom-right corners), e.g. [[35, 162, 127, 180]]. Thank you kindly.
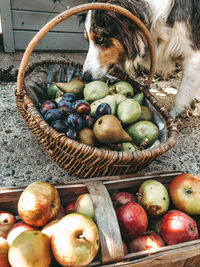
[[51, 213, 99, 266], [75, 193, 95, 219], [18, 181, 61, 227], [0, 211, 16, 238], [0, 236, 10, 267], [41, 219, 60, 239], [8, 230, 52, 267]]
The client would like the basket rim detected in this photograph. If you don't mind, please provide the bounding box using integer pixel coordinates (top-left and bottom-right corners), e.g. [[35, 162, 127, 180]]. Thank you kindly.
[[16, 58, 178, 166]]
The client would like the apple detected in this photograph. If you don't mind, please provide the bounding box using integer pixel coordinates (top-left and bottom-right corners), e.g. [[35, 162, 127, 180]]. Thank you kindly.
[[54, 205, 65, 219], [160, 210, 199, 245], [122, 240, 129, 255], [116, 202, 148, 239], [0, 236, 10, 267], [112, 191, 136, 208], [18, 181, 61, 227], [7, 221, 38, 246], [169, 173, 200, 215], [65, 202, 76, 215], [41, 219, 60, 239], [137, 179, 170, 217], [51, 213, 99, 266], [149, 217, 162, 235], [129, 231, 165, 252], [75, 193, 95, 220], [0, 211, 16, 238], [8, 230, 52, 267]]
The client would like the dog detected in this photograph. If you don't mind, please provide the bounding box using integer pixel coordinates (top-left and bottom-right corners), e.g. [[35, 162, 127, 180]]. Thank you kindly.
[[82, 0, 200, 118]]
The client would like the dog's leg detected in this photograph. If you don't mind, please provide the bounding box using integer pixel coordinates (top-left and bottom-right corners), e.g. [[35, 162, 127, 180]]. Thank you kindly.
[[170, 52, 200, 119]]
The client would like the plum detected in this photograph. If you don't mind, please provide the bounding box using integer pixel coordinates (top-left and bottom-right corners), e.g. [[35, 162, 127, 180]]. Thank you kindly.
[[40, 100, 57, 115], [44, 109, 63, 123], [51, 120, 67, 133], [58, 99, 72, 108], [59, 106, 75, 118], [96, 103, 112, 118], [85, 115, 96, 128], [67, 113, 84, 130], [62, 93, 76, 102], [76, 102, 91, 116], [73, 100, 89, 109], [65, 127, 77, 139]]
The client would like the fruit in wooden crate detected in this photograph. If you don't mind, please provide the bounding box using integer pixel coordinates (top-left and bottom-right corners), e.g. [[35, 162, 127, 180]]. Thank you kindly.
[[0, 236, 10, 267], [160, 210, 199, 245], [116, 202, 148, 239], [108, 81, 133, 97], [7, 221, 38, 246], [8, 230, 52, 267], [169, 173, 200, 215], [128, 231, 165, 252], [0, 211, 16, 239], [127, 120, 159, 148], [56, 78, 85, 98], [75, 193, 95, 220], [149, 217, 162, 235], [18, 181, 61, 227], [51, 213, 99, 267], [54, 205, 65, 220], [41, 219, 60, 239], [117, 99, 141, 124], [93, 115, 132, 144], [84, 80, 109, 101], [137, 179, 170, 217], [64, 202, 76, 215], [112, 191, 136, 208]]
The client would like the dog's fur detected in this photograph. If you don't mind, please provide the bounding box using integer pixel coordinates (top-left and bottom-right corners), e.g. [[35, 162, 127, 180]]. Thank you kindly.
[[82, 0, 200, 118]]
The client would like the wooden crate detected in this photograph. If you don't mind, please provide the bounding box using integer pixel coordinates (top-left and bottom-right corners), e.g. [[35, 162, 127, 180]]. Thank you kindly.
[[1, 171, 200, 267], [0, 0, 88, 52]]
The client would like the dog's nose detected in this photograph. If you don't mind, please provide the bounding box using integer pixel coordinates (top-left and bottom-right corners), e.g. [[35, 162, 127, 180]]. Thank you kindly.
[[83, 71, 92, 82]]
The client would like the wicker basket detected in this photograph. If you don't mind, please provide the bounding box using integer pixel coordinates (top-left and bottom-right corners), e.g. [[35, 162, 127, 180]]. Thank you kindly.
[[16, 3, 178, 178]]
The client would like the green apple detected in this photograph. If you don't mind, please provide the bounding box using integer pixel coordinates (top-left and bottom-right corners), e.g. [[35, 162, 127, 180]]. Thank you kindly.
[[75, 193, 95, 220], [137, 179, 170, 217], [8, 230, 52, 267], [18, 181, 61, 227], [51, 213, 99, 266]]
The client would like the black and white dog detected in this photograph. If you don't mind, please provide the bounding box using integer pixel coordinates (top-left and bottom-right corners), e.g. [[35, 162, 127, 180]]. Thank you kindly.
[[82, 0, 200, 118]]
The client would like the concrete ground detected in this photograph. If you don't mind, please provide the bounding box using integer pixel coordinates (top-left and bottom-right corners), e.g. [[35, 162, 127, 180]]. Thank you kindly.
[[0, 50, 200, 188]]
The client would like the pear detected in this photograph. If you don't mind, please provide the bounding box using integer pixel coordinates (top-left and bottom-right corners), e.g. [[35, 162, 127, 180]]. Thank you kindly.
[[109, 81, 133, 97], [8, 230, 52, 267], [93, 115, 132, 143], [117, 99, 141, 124], [133, 92, 144, 105], [56, 78, 85, 98], [121, 142, 137, 152], [90, 95, 116, 116], [113, 94, 127, 105], [78, 128, 96, 147], [83, 80, 109, 101]]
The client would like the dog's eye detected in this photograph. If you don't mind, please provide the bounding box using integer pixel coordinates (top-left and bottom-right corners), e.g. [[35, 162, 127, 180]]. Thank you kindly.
[[95, 36, 104, 44]]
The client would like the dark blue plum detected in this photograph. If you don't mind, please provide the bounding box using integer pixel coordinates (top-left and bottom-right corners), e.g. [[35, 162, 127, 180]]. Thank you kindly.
[[73, 100, 89, 109], [51, 120, 66, 133], [96, 103, 112, 118], [65, 127, 77, 139], [67, 113, 84, 130], [62, 93, 76, 102], [59, 106, 75, 118], [58, 99, 73, 108], [39, 100, 57, 115], [44, 109, 63, 123], [85, 115, 96, 128], [63, 119, 69, 128]]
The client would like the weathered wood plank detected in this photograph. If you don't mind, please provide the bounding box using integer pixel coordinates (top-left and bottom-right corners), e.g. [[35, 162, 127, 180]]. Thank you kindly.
[[13, 30, 88, 51], [12, 10, 84, 32], [11, 0, 88, 13], [0, 0, 15, 52]]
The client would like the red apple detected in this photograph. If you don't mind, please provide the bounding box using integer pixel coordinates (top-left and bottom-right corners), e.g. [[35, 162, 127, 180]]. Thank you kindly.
[[18, 181, 61, 227], [65, 202, 76, 215], [160, 210, 199, 245], [169, 173, 200, 215], [51, 213, 99, 266], [0, 236, 10, 267], [7, 221, 38, 246], [112, 191, 136, 208], [0, 211, 16, 239], [129, 231, 165, 252], [116, 202, 148, 239]]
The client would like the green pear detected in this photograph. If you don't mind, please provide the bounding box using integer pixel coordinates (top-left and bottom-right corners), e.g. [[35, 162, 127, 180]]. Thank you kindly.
[[133, 92, 144, 105], [137, 179, 170, 217], [84, 80, 109, 101], [121, 142, 137, 152], [90, 95, 116, 116], [117, 99, 141, 124], [109, 81, 133, 97], [113, 94, 127, 105], [8, 231, 52, 267]]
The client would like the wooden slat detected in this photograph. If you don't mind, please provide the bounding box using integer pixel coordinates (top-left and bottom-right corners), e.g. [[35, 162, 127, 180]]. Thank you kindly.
[[0, 0, 15, 52], [13, 30, 88, 51], [12, 10, 84, 32], [11, 0, 88, 13]]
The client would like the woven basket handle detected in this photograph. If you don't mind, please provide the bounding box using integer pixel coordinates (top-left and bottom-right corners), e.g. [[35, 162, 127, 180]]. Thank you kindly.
[[17, 2, 155, 95]]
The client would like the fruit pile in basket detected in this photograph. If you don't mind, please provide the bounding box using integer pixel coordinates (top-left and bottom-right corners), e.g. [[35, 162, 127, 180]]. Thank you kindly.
[[39, 78, 160, 151], [1, 173, 200, 266]]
